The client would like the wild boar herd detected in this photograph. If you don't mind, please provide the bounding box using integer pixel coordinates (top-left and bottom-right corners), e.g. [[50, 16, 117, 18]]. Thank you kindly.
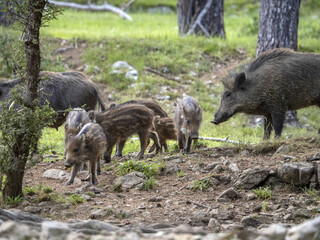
[[1, 48, 320, 186]]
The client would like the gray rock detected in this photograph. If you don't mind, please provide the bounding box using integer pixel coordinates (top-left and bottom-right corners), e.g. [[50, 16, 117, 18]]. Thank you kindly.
[[24, 206, 42, 214], [210, 209, 237, 220], [229, 163, 239, 172], [0, 221, 39, 239], [110, 61, 138, 81], [90, 209, 108, 219], [42, 169, 69, 180], [162, 163, 180, 175], [41, 221, 70, 240], [286, 216, 320, 240], [217, 188, 238, 202], [80, 194, 92, 201], [234, 168, 269, 189], [50, 204, 70, 214], [277, 162, 314, 186], [294, 208, 312, 219], [68, 220, 120, 232], [147, 223, 175, 229], [114, 172, 147, 190], [205, 162, 220, 170], [241, 216, 261, 228], [275, 144, 290, 154], [0, 208, 45, 222], [221, 222, 244, 231], [192, 211, 208, 222], [257, 223, 287, 240], [208, 218, 221, 229]]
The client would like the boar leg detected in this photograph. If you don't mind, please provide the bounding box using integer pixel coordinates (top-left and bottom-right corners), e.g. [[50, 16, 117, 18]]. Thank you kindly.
[[115, 138, 127, 157], [137, 130, 149, 160], [149, 131, 161, 153], [89, 160, 97, 185], [97, 158, 101, 175], [271, 111, 285, 138], [177, 131, 185, 150], [104, 139, 117, 163], [163, 142, 168, 152], [148, 143, 156, 153], [66, 162, 82, 186], [184, 136, 192, 154], [263, 114, 273, 140]]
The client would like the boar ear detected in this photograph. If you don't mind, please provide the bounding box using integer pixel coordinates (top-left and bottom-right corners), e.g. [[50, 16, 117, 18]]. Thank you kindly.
[[88, 111, 96, 122], [65, 123, 69, 130], [234, 72, 246, 89]]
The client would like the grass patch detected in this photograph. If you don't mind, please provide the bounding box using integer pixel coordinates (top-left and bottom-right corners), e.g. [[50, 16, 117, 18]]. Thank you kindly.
[[117, 159, 164, 179], [192, 178, 216, 192], [253, 186, 272, 200]]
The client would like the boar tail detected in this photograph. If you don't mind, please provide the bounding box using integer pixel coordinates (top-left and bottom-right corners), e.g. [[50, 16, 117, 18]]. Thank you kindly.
[[95, 92, 106, 111]]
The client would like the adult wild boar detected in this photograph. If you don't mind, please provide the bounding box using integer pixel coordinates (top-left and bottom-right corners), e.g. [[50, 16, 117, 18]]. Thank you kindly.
[[0, 72, 106, 129], [174, 95, 202, 154], [212, 48, 320, 139]]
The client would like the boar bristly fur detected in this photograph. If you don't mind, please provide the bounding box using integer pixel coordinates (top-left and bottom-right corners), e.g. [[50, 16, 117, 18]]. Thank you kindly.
[[65, 123, 106, 186], [149, 117, 177, 153], [0, 71, 106, 129], [89, 104, 160, 162], [212, 48, 320, 139], [174, 96, 202, 154]]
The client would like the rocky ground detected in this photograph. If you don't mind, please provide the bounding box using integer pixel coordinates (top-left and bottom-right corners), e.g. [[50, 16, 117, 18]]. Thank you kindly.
[[2, 39, 320, 239]]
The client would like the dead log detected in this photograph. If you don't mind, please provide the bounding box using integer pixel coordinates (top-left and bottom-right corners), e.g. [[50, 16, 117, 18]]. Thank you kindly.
[[48, 0, 133, 21]]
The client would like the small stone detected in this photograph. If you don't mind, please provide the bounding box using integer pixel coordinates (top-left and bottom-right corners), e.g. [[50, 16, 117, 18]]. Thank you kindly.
[[275, 144, 290, 154], [41, 221, 70, 240], [217, 188, 238, 202], [229, 163, 239, 172], [24, 206, 41, 214], [208, 218, 221, 229], [90, 209, 107, 219], [241, 216, 261, 228]]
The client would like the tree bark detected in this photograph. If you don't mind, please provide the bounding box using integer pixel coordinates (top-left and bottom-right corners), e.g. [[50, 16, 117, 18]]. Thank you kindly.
[[256, 0, 301, 128], [177, 0, 225, 38], [3, 0, 47, 199]]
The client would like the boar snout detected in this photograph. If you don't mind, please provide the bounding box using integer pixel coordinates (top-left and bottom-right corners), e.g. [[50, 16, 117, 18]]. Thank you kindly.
[[64, 160, 73, 169], [190, 133, 198, 140]]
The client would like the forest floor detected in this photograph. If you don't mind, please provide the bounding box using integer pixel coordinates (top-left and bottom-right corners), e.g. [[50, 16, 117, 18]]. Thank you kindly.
[[13, 40, 320, 230]]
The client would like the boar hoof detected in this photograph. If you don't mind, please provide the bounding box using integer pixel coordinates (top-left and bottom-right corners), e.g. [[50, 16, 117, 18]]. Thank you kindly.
[[97, 170, 101, 175], [66, 181, 73, 186]]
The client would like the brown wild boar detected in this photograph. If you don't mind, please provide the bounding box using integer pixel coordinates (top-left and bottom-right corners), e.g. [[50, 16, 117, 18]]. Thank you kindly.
[[148, 116, 177, 153], [174, 95, 202, 153], [65, 123, 106, 186], [108, 99, 168, 157], [89, 104, 160, 162], [212, 48, 320, 139]]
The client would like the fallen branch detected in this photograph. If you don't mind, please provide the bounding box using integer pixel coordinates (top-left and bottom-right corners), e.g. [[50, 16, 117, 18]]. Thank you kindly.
[[198, 136, 242, 144], [144, 66, 186, 84], [121, 0, 136, 11], [186, 0, 213, 37], [48, 0, 133, 21]]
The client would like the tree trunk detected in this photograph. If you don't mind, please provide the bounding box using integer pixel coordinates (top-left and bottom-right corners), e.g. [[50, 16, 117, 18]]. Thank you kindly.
[[255, 0, 301, 128], [177, 0, 225, 38], [0, 1, 11, 26], [3, 0, 46, 199]]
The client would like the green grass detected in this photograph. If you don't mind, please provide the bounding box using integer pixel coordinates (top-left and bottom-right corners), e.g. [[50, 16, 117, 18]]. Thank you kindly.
[[2, 1, 320, 156], [253, 186, 272, 200]]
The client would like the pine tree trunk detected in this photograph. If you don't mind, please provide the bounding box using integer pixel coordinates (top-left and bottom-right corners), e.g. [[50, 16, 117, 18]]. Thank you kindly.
[[255, 0, 301, 128], [177, 0, 225, 38], [3, 0, 46, 199]]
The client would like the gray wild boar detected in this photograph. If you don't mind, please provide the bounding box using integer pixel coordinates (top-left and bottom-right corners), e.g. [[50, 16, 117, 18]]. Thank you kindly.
[[212, 48, 320, 139], [109, 99, 168, 156], [149, 116, 177, 153], [89, 104, 160, 162], [0, 71, 106, 129], [174, 95, 202, 153], [65, 123, 106, 186], [64, 108, 92, 171]]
